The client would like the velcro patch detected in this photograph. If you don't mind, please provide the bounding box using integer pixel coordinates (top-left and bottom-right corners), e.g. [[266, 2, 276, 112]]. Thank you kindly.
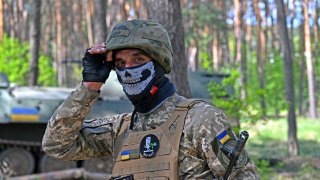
[[217, 130, 230, 144], [211, 128, 250, 169], [120, 149, 140, 161]]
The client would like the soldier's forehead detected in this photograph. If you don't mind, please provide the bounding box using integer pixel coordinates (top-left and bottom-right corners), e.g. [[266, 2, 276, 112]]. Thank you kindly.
[[115, 49, 150, 57]]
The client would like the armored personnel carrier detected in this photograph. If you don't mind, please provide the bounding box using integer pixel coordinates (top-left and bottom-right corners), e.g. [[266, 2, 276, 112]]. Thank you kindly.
[[0, 72, 132, 176]]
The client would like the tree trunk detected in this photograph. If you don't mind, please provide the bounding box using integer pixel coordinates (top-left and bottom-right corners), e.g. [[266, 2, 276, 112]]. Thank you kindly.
[[20, 1, 29, 42], [28, 0, 41, 86], [0, 0, 3, 42], [84, 0, 93, 46], [298, 25, 305, 116], [212, 29, 219, 71], [145, 0, 191, 98], [121, 0, 130, 20], [55, 0, 64, 86], [234, 0, 241, 64], [73, 0, 85, 59], [219, 1, 230, 68], [253, 0, 267, 117], [93, 0, 107, 43], [239, 1, 247, 100], [304, 0, 317, 118], [316, 1, 320, 69], [276, 0, 299, 157], [42, 0, 52, 56], [188, 44, 197, 72], [312, 0, 319, 106], [133, 0, 141, 19]]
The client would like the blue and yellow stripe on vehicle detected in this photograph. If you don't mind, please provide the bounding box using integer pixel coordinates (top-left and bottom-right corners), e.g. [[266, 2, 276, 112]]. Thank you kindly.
[[10, 107, 39, 121]]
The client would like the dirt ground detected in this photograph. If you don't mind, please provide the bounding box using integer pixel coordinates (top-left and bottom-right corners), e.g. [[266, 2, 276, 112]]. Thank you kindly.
[[261, 157, 320, 180]]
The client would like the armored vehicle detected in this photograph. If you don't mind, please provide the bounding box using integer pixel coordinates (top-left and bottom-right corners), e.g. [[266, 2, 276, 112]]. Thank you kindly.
[[0, 72, 132, 177]]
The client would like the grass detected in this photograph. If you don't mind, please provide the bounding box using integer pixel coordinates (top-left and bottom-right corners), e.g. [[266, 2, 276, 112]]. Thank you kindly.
[[240, 117, 320, 180]]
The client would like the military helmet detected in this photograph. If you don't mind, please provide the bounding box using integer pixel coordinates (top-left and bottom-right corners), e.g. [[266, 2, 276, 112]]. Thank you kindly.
[[106, 19, 173, 73]]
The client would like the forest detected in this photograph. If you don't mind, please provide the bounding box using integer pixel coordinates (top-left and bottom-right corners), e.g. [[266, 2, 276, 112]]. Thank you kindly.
[[0, 0, 320, 179]]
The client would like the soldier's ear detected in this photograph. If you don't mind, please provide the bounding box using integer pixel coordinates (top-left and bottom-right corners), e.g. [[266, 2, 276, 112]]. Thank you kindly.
[[106, 51, 113, 62]]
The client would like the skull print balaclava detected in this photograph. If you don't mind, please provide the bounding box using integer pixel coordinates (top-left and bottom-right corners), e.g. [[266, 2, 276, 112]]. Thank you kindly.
[[115, 61, 176, 113], [116, 61, 155, 97]]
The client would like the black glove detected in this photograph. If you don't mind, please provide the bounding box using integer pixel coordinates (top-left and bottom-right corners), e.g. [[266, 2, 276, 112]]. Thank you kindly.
[[82, 49, 112, 83]]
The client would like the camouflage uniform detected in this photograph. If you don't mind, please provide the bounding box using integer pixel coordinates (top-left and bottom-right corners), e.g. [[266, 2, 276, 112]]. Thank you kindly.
[[42, 83, 260, 179]]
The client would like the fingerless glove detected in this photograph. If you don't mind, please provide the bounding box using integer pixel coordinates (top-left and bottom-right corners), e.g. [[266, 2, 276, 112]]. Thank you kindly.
[[82, 49, 112, 83]]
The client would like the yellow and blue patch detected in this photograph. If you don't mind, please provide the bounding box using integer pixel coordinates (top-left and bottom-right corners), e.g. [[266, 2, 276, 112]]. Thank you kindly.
[[10, 107, 39, 121], [121, 150, 130, 160], [120, 149, 140, 161], [217, 130, 230, 144]]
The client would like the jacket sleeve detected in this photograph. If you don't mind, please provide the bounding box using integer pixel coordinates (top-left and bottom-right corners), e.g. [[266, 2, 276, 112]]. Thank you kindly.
[[42, 83, 124, 161], [188, 103, 260, 179]]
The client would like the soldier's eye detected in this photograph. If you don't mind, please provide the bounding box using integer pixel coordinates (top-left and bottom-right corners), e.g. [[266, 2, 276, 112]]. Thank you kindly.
[[135, 58, 148, 64], [115, 60, 125, 68]]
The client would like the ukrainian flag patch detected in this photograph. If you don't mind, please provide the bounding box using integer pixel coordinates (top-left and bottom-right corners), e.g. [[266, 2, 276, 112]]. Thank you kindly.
[[11, 107, 39, 121], [217, 130, 230, 144], [120, 149, 140, 161], [121, 150, 130, 160]]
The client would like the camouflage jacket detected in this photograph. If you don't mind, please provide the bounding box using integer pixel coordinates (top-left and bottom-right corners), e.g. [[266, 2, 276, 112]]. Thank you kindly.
[[42, 83, 260, 179]]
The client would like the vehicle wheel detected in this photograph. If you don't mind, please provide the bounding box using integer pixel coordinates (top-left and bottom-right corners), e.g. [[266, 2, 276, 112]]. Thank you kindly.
[[82, 157, 113, 174], [38, 154, 77, 173], [0, 148, 35, 176]]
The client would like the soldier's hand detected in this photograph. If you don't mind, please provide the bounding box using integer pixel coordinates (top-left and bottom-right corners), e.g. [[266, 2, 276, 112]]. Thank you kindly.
[[82, 42, 112, 83]]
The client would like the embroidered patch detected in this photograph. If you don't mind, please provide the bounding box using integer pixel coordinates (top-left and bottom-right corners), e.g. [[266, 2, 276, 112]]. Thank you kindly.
[[129, 149, 140, 159], [219, 140, 249, 169], [121, 150, 130, 160], [217, 130, 230, 144], [120, 149, 140, 161], [140, 134, 160, 158]]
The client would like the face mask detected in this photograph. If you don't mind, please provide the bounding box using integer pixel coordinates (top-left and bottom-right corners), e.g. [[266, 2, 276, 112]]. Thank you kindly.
[[115, 61, 155, 96]]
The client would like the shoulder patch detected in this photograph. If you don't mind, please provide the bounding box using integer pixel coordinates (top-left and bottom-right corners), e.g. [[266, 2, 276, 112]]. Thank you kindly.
[[217, 130, 230, 144], [211, 128, 250, 169]]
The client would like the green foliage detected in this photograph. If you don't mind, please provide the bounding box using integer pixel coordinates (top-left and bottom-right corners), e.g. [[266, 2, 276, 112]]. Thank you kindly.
[[254, 158, 277, 180], [245, 50, 292, 118], [263, 52, 288, 116], [38, 55, 58, 86], [0, 34, 29, 85], [0, 34, 57, 86], [208, 70, 243, 121], [207, 67, 263, 125], [199, 52, 213, 72]]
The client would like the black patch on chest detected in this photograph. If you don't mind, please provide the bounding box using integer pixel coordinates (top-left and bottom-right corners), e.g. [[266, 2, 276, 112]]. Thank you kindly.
[[140, 134, 160, 158]]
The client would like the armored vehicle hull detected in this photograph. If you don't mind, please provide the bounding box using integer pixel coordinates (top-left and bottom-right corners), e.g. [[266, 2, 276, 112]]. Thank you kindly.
[[0, 72, 132, 177]]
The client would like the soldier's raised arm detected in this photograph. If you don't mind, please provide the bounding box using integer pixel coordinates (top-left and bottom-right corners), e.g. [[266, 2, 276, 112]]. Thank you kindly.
[[42, 43, 120, 160]]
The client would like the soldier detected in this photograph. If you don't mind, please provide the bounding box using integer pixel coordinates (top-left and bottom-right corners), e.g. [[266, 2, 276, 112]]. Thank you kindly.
[[42, 19, 260, 179]]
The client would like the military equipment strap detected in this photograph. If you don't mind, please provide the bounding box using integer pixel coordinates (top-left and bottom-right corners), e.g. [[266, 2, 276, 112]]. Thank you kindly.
[[161, 99, 203, 152], [112, 99, 204, 179]]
